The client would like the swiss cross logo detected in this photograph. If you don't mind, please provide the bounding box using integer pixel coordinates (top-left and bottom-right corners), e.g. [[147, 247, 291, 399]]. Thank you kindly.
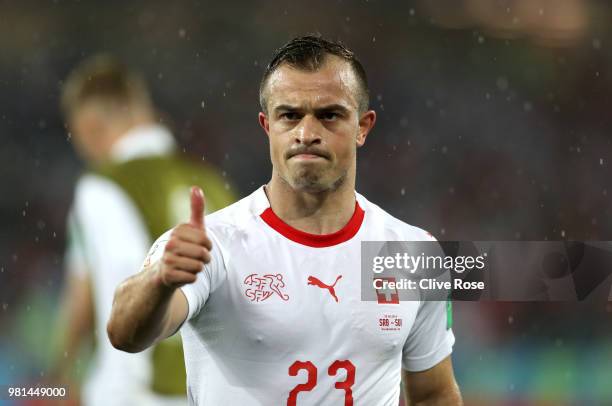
[[244, 273, 290, 302], [374, 277, 400, 304]]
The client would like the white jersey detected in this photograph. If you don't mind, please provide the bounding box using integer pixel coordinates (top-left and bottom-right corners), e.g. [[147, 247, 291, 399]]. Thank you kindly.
[[152, 186, 454, 405], [65, 125, 185, 406]]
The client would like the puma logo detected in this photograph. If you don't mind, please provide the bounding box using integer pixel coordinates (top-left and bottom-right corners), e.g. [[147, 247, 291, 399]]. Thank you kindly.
[[307, 275, 343, 302]]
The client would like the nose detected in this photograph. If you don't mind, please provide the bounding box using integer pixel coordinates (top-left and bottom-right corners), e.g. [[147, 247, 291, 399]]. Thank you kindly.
[[295, 115, 322, 146]]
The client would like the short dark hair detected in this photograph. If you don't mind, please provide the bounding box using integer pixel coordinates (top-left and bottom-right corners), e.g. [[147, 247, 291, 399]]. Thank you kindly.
[[259, 35, 369, 113], [61, 54, 152, 119]]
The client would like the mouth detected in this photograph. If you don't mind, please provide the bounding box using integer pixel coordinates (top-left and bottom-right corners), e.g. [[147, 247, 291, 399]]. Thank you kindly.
[[291, 153, 326, 160], [287, 149, 329, 161]]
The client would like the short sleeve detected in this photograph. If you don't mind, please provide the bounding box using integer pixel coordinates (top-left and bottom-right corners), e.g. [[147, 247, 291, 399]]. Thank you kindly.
[[168, 226, 227, 321], [402, 300, 455, 372], [141, 229, 172, 268]]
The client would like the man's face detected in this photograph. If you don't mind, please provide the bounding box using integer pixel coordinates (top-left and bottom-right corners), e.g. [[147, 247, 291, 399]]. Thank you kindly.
[[259, 56, 376, 193], [69, 103, 110, 165]]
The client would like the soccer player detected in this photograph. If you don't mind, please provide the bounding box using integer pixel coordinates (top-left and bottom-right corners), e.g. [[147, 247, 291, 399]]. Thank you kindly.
[[55, 55, 236, 405], [107, 36, 462, 405]]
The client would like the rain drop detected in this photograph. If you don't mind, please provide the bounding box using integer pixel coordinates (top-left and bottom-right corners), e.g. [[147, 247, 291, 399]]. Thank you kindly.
[[593, 38, 601, 50], [496, 77, 509, 91]]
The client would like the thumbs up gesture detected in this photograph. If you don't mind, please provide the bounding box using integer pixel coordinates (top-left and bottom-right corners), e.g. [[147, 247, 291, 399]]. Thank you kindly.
[[159, 187, 212, 288]]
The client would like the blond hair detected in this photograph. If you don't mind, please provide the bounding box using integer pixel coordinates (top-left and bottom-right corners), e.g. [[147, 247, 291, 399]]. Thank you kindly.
[[61, 54, 152, 119]]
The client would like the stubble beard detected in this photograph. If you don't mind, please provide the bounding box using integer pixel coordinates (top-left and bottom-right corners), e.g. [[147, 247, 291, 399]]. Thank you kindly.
[[281, 165, 348, 194]]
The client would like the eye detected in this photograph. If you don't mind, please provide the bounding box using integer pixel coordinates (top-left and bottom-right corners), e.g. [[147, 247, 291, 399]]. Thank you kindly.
[[320, 112, 340, 121], [280, 112, 301, 121]]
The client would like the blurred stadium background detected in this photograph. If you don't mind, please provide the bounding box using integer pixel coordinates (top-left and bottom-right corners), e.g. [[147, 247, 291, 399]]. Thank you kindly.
[[1, 0, 611, 404]]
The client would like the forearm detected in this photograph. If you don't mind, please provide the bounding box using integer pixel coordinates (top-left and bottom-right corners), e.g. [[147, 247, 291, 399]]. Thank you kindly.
[[107, 263, 176, 353], [403, 357, 462, 406], [406, 383, 462, 406], [54, 313, 93, 379], [52, 274, 94, 381]]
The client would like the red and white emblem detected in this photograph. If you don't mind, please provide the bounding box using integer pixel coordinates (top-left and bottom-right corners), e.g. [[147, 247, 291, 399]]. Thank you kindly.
[[244, 273, 290, 302], [307, 275, 342, 302], [374, 277, 400, 304]]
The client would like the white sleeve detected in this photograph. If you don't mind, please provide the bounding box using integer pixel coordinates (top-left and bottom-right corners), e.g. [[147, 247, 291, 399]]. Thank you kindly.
[[70, 174, 151, 303], [179, 227, 226, 321], [145, 225, 226, 322], [402, 300, 455, 372], [64, 208, 89, 277], [141, 229, 172, 267]]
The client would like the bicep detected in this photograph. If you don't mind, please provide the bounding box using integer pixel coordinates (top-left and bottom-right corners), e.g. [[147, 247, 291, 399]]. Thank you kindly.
[[402, 356, 461, 405]]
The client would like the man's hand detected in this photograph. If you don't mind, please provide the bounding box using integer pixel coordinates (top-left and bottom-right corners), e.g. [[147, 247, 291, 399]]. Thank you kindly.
[[107, 186, 211, 353], [157, 186, 212, 288]]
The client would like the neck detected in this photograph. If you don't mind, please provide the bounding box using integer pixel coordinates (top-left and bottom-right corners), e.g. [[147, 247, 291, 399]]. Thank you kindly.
[[106, 113, 156, 151], [113, 109, 156, 137], [265, 170, 357, 235]]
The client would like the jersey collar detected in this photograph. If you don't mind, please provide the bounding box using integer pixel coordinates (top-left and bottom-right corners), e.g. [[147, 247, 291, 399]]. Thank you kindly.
[[110, 124, 176, 163], [255, 186, 365, 248]]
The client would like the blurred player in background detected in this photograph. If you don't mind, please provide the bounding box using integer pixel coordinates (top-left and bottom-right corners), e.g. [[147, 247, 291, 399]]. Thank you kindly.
[[53, 55, 236, 405], [107, 36, 462, 405]]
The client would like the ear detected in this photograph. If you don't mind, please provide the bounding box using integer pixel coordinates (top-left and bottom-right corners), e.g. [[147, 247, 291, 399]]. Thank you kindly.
[[356, 110, 376, 148], [258, 112, 270, 137]]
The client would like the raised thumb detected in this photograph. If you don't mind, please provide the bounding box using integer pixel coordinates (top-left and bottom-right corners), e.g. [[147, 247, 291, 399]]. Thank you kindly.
[[189, 186, 205, 229]]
